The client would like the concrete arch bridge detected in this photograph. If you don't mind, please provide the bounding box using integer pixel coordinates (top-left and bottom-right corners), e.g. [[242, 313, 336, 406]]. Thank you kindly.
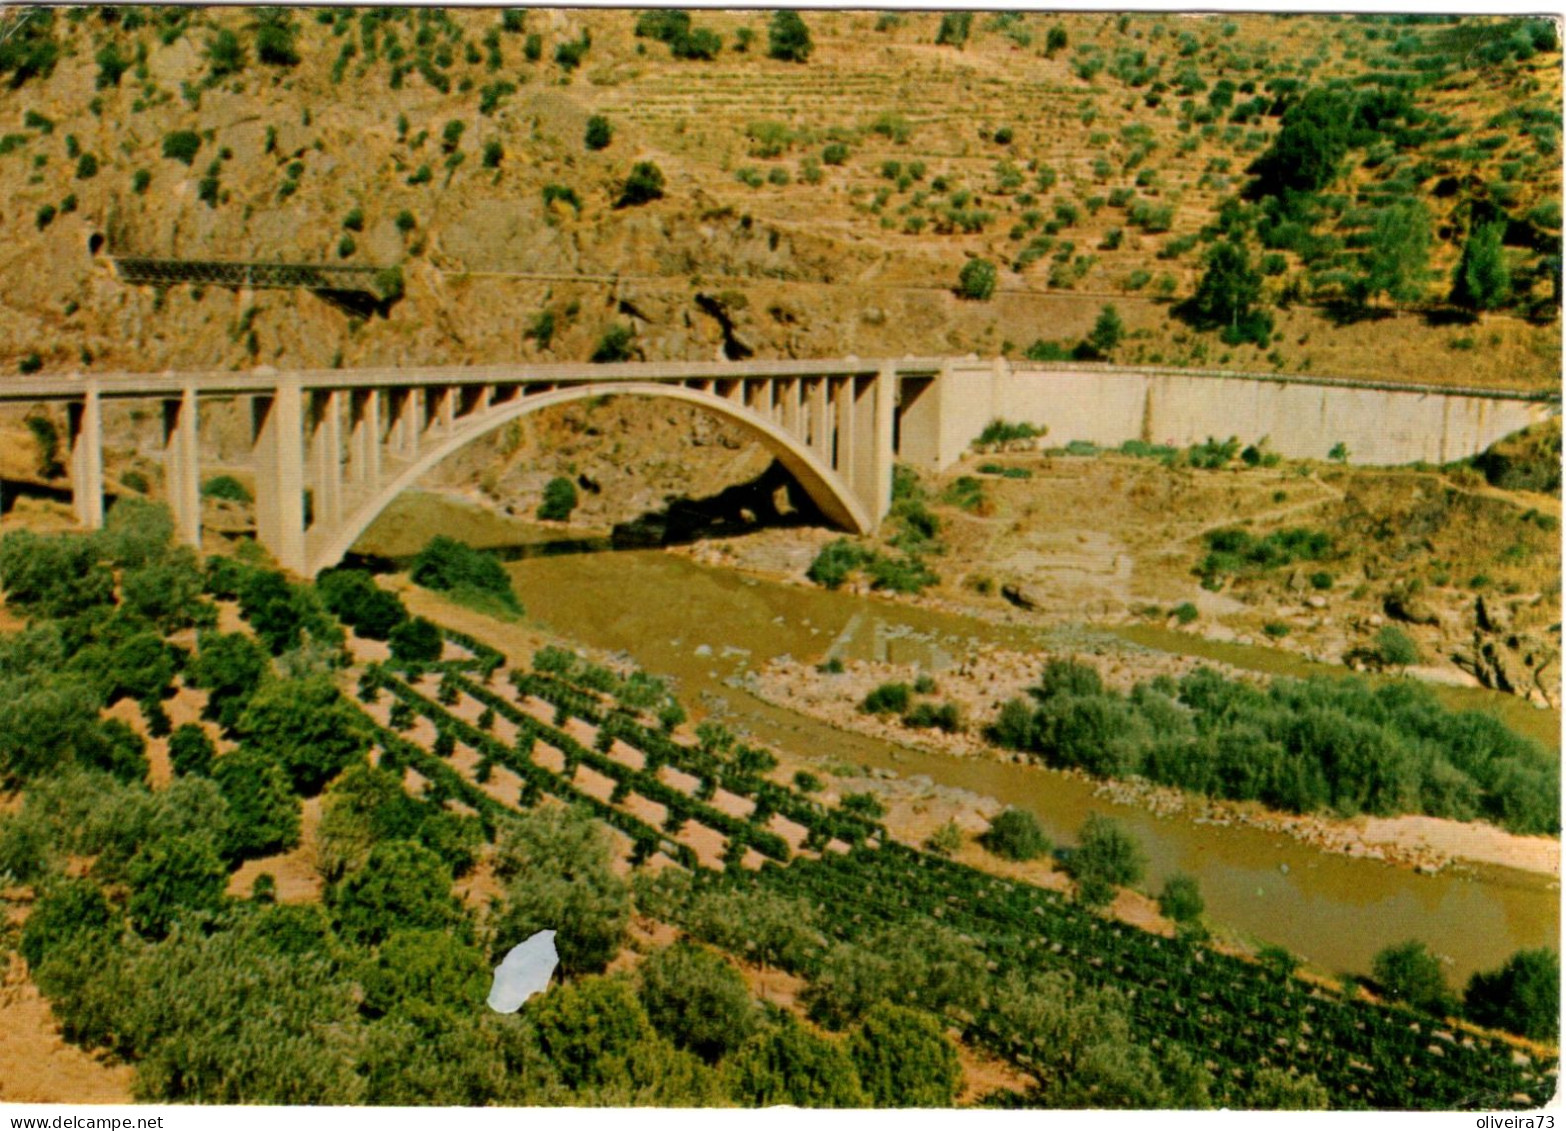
[[0, 358, 1550, 576]]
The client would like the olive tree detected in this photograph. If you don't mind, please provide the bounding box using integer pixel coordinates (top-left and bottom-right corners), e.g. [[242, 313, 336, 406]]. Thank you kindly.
[[847, 1002, 962, 1107], [637, 941, 758, 1062], [235, 677, 368, 796]]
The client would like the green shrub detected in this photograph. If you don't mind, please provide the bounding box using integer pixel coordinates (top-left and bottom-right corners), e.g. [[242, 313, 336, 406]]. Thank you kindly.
[[1157, 873, 1205, 924], [635, 9, 691, 42], [670, 26, 722, 60], [807, 539, 870, 590], [554, 34, 590, 72], [638, 942, 757, 1062], [541, 183, 581, 211], [1068, 813, 1145, 909], [168, 724, 216, 778], [848, 1002, 962, 1106], [205, 27, 247, 78], [976, 419, 1043, 446], [957, 258, 998, 300], [585, 114, 612, 150], [935, 11, 973, 48], [328, 839, 464, 947], [1464, 948, 1558, 1042], [617, 161, 665, 207], [201, 475, 251, 504], [538, 477, 578, 522], [1374, 625, 1421, 669], [590, 324, 635, 363], [255, 15, 300, 66], [902, 702, 961, 732], [410, 536, 521, 613], [767, 10, 812, 62], [924, 819, 963, 856], [235, 678, 367, 796], [389, 616, 443, 664], [839, 792, 885, 820], [127, 833, 227, 938], [980, 807, 1051, 861], [860, 682, 911, 715], [162, 130, 202, 166], [492, 806, 630, 976], [1372, 940, 1452, 1016], [316, 570, 408, 641]]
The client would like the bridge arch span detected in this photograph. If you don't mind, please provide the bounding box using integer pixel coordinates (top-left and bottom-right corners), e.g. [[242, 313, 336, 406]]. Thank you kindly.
[[307, 381, 874, 575]]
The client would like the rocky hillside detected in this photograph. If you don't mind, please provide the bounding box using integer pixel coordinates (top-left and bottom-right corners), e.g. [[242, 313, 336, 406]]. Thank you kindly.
[[0, 8, 1560, 388]]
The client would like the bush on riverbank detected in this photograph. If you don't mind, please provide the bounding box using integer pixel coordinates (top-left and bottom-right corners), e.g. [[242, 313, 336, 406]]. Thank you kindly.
[[409, 535, 522, 618], [985, 659, 1559, 834]]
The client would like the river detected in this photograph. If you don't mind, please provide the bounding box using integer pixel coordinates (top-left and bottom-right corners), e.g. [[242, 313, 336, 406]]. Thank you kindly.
[[357, 496, 1559, 984]]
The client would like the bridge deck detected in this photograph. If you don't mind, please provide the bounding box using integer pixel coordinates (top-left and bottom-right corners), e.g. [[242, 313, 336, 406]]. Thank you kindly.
[[0, 358, 1552, 404], [0, 358, 949, 402]]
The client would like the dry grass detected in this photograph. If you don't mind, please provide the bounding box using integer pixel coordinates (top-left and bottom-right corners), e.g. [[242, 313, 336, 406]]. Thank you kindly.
[[0, 956, 133, 1104], [0, 10, 1554, 388]]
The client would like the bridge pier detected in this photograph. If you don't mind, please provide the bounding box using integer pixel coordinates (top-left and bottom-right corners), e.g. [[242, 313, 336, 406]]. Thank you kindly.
[[68, 380, 104, 530], [347, 389, 379, 488], [161, 383, 201, 548], [252, 380, 307, 574]]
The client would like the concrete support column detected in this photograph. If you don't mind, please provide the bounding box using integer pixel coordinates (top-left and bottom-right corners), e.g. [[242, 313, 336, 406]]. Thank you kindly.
[[849, 374, 882, 520], [348, 390, 371, 486], [434, 386, 455, 432], [780, 377, 801, 440], [809, 378, 831, 464], [318, 389, 343, 530], [162, 384, 201, 548], [365, 388, 382, 486], [867, 365, 897, 525], [834, 376, 855, 477], [69, 381, 104, 529], [390, 387, 420, 458], [253, 379, 306, 574]]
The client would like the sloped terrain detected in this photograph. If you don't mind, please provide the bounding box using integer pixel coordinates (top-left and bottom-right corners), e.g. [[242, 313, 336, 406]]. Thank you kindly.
[[0, 8, 1558, 387]]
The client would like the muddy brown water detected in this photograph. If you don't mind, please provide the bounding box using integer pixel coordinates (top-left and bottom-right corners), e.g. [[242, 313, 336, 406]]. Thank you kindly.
[[357, 502, 1558, 984]]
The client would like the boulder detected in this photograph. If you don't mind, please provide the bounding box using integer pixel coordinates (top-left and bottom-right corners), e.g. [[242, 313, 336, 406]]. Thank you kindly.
[[1384, 592, 1441, 627], [1475, 593, 1512, 634], [1001, 583, 1045, 611]]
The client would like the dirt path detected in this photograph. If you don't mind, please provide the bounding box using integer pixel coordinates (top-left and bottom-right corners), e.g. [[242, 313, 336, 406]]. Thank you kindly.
[[0, 957, 132, 1104]]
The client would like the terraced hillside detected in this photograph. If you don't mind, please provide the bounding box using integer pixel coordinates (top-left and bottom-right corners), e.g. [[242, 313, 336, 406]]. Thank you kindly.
[[0, 8, 1559, 387], [0, 509, 1556, 1106]]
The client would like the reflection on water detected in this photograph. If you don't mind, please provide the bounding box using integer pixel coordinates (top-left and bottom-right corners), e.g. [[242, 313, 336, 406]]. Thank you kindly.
[[500, 545, 1557, 984]]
